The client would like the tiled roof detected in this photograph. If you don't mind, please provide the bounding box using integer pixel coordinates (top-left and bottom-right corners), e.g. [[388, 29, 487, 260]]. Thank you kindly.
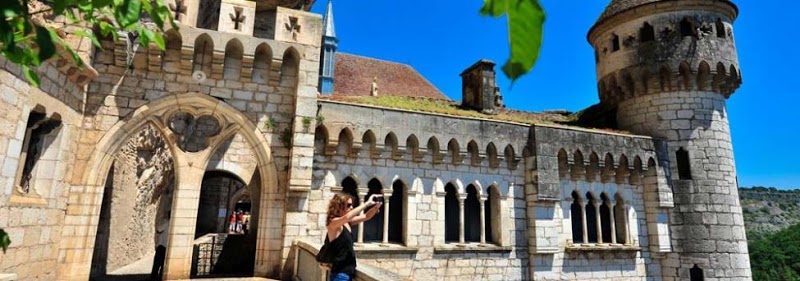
[[332, 53, 449, 100], [596, 0, 733, 23]]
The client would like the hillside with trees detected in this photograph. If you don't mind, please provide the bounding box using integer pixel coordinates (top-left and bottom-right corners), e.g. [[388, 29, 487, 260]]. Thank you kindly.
[[740, 186, 800, 280]]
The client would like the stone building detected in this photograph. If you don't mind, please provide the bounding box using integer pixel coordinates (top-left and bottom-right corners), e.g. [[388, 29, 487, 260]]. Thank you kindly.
[[0, 0, 751, 280]]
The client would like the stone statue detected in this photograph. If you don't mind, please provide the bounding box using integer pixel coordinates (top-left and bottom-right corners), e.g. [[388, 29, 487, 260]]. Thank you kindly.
[[371, 77, 379, 96]]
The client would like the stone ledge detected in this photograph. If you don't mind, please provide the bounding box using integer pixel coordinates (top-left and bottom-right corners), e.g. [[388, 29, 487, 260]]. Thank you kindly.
[[7, 193, 48, 207], [433, 243, 512, 254], [354, 243, 419, 254], [0, 273, 17, 281], [565, 244, 641, 252]]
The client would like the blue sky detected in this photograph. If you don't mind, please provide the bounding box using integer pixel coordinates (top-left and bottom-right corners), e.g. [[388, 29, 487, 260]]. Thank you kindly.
[[310, 1, 799, 189]]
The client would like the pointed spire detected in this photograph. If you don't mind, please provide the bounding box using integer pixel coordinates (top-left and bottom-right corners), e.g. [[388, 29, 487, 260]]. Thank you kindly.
[[323, 0, 336, 38]]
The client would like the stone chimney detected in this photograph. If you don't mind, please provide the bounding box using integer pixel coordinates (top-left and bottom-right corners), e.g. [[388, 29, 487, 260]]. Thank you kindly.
[[460, 59, 501, 114]]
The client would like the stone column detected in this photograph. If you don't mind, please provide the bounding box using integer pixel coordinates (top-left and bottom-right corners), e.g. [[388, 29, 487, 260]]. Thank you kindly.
[[580, 203, 588, 244], [594, 201, 602, 243], [609, 201, 617, 244], [163, 150, 210, 280], [357, 190, 366, 243], [382, 194, 391, 244], [622, 205, 631, 245], [459, 198, 465, 244], [479, 199, 486, 244]]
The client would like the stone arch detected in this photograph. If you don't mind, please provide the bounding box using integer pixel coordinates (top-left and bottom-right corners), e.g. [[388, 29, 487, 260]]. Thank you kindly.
[[464, 183, 481, 242], [620, 71, 635, 98], [600, 192, 613, 243], [639, 67, 652, 95], [406, 134, 420, 161], [729, 64, 740, 89], [557, 149, 569, 180], [314, 125, 329, 155], [714, 62, 727, 92], [571, 149, 585, 181], [570, 190, 584, 243], [613, 192, 628, 244], [223, 39, 244, 80], [486, 142, 499, 169], [252, 43, 272, 83], [280, 47, 300, 88], [385, 132, 399, 160], [616, 154, 630, 184], [585, 191, 599, 243], [522, 145, 532, 158], [601, 153, 615, 183], [162, 29, 182, 69], [485, 184, 502, 245], [388, 179, 407, 244], [659, 65, 673, 91], [697, 61, 711, 91], [447, 138, 460, 164], [192, 34, 213, 76], [336, 127, 353, 157], [631, 156, 644, 184], [363, 178, 385, 242], [467, 140, 480, 166], [679, 61, 692, 90], [444, 181, 460, 243], [504, 144, 516, 170], [361, 130, 377, 159], [427, 136, 441, 164], [587, 152, 600, 182], [67, 92, 281, 279]]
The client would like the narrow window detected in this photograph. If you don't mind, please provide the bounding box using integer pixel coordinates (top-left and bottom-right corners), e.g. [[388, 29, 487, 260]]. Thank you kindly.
[[715, 19, 726, 39], [585, 193, 598, 243], [252, 44, 271, 83], [192, 34, 213, 75], [611, 34, 620, 52], [363, 178, 384, 242], [600, 193, 612, 243], [464, 184, 481, 242], [680, 18, 696, 37], [485, 186, 499, 244], [444, 183, 460, 243], [16, 111, 61, 194], [677, 147, 692, 180], [690, 264, 704, 281], [640, 22, 655, 42], [388, 181, 405, 244], [570, 191, 584, 243], [614, 193, 628, 244], [223, 40, 243, 80]]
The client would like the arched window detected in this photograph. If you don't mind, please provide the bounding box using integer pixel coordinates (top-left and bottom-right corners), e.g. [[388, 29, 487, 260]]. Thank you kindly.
[[223, 39, 243, 80], [280, 48, 299, 88], [486, 143, 498, 169], [162, 30, 182, 70], [252, 43, 271, 83], [600, 193, 612, 243], [485, 185, 501, 245], [385, 132, 399, 160], [406, 135, 420, 161], [585, 192, 598, 243], [362, 130, 377, 159], [464, 184, 480, 242], [447, 139, 460, 164], [314, 125, 328, 155], [504, 144, 516, 169], [427, 137, 441, 164], [192, 34, 213, 76], [611, 34, 620, 52], [16, 110, 62, 194], [614, 193, 628, 244], [680, 17, 696, 37], [640, 22, 655, 42], [444, 183, 459, 243], [715, 19, 726, 39], [337, 128, 353, 157], [388, 180, 405, 244], [363, 179, 384, 242], [690, 264, 704, 281], [570, 191, 584, 243], [677, 147, 692, 180], [467, 141, 480, 166]]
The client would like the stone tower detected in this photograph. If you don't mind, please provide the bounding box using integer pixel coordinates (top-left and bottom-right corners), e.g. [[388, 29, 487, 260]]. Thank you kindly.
[[318, 0, 338, 94], [588, 0, 750, 280], [460, 59, 500, 114]]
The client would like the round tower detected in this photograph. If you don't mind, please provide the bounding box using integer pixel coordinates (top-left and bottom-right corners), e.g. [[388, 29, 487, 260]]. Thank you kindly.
[[588, 0, 750, 280]]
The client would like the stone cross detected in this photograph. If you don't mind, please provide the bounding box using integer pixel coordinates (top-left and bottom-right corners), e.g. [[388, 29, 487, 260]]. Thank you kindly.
[[230, 7, 246, 31], [169, 0, 187, 21], [285, 16, 301, 40]]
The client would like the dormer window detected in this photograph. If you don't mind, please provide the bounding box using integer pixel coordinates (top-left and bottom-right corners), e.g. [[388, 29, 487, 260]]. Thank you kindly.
[[611, 34, 620, 52]]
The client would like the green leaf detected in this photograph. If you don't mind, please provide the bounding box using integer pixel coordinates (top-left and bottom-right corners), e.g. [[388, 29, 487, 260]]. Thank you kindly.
[[34, 25, 56, 62], [22, 66, 40, 87], [115, 0, 142, 28], [480, 0, 546, 82], [0, 228, 9, 253], [74, 29, 101, 48]]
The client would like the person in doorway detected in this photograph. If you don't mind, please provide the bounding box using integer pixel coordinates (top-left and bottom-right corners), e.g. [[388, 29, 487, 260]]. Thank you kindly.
[[242, 212, 251, 235], [236, 210, 244, 234], [324, 192, 383, 281], [228, 211, 237, 234]]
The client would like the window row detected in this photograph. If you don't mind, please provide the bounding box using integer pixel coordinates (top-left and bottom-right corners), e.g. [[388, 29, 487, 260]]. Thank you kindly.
[[569, 191, 630, 245], [598, 61, 742, 99], [315, 126, 530, 169], [599, 17, 730, 57], [336, 176, 503, 246]]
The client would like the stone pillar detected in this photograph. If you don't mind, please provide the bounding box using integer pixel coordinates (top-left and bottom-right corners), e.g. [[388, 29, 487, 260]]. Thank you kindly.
[[580, 203, 588, 244], [163, 151, 210, 280], [594, 201, 602, 243], [357, 190, 365, 243], [458, 198, 465, 244], [479, 199, 486, 244], [382, 194, 391, 244], [609, 201, 617, 244]]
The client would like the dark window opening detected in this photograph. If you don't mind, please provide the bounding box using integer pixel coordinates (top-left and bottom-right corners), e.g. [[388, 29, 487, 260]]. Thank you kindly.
[[444, 183, 460, 243], [640, 22, 655, 42], [611, 34, 620, 52], [600, 194, 612, 243], [690, 264, 704, 281], [341, 177, 360, 236], [585, 193, 598, 243], [388, 181, 404, 244], [677, 147, 692, 180], [680, 18, 696, 37], [464, 184, 480, 242], [715, 19, 726, 38], [485, 187, 495, 244], [571, 191, 584, 243], [363, 178, 384, 242], [19, 111, 61, 194]]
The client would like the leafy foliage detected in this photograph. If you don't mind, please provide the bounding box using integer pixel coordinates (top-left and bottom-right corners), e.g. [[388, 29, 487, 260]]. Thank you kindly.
[[480, 0, 545, 83], [0, 0, 175, 86], [0, 228, 9, 253], [749, 222, 800, 280]]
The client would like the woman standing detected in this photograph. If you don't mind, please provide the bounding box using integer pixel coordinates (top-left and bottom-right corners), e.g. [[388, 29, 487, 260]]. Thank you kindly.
[[324, 192, 383, 281]]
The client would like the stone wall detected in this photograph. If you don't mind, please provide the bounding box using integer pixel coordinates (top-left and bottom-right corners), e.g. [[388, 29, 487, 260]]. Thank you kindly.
[[0, 57, 86, 280]]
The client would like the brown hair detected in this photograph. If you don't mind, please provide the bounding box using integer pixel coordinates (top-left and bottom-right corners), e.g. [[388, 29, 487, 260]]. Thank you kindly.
[[326, 192, 355, 225]]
